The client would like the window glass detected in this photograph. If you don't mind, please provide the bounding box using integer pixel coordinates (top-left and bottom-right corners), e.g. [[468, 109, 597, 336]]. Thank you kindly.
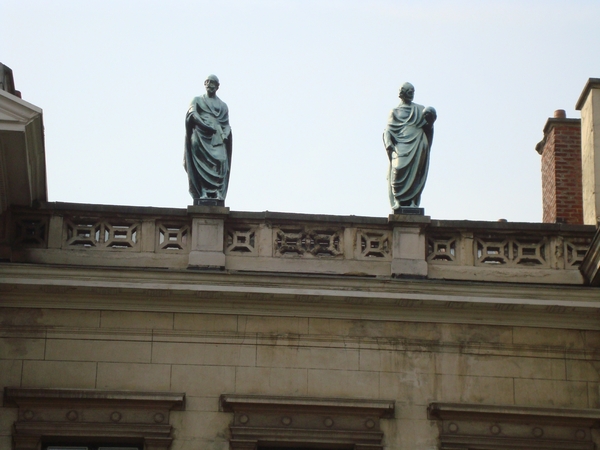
[[46, 446, 140, 450]]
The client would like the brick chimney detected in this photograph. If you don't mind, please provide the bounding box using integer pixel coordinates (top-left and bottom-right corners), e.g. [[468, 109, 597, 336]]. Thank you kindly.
[[535, 109, 583, 224]]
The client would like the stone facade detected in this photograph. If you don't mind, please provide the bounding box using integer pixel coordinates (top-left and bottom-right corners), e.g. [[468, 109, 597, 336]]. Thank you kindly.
[[1, 205, 600, 450], [2, 75, 600, 450]]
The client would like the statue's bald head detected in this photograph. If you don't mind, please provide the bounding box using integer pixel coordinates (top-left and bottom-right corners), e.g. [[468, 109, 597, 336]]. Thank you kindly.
[[399, 82, 415, 104], [206, 74, 220, 85], [204, 75, 220, 97]]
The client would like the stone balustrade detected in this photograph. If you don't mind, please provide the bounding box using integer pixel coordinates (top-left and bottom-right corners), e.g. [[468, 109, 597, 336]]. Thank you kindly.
[[2, 202, 595, 285]]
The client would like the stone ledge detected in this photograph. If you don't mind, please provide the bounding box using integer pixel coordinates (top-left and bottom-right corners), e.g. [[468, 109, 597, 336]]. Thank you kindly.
[[428, 402, 600, 425], [220, 394, 395, 417], [3, 387, 185, 409], [575, 77, 600, 111]]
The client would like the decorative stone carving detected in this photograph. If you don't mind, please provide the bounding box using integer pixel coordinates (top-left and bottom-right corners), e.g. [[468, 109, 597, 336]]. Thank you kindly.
[[226, 226, 257, 254], [220, 394, 394, 450], [156, 222, 190, 251], [475, 235, 549, 267], [427, 234, 459, 263], [3, 388, 185, 450], [428, 402, 600, 450], [274, 227, 342, 257], [14, 216, 47, 247], [564, 238, 592, 268], [358, 230, 391, 259], [64, 217, 140, 250]]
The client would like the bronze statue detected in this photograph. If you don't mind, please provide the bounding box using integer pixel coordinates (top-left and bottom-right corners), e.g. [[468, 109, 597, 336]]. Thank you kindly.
[[184, 74, 232, 206], [383, 82, 436, 212]]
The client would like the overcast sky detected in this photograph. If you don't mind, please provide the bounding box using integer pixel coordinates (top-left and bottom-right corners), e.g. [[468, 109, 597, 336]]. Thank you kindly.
[[4, 0, 600, 222]]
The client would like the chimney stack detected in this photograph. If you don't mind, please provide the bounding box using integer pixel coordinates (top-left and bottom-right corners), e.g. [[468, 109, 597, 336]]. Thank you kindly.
[[535, 110, 583, 224]]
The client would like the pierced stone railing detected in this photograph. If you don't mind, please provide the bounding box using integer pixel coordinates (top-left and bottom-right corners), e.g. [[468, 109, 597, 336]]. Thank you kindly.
[[2, 203, 595, 285]]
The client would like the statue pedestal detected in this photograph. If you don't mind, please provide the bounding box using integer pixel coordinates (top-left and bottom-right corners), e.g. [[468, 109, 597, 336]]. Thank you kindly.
[[388, 214, 431, 278], [393, 207, 424, 215], [187, 205, 230, 269], [194, 199, 225, 207]]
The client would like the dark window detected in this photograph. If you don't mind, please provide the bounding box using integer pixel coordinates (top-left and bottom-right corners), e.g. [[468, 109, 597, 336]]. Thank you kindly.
[[45, 446, 141, 450]]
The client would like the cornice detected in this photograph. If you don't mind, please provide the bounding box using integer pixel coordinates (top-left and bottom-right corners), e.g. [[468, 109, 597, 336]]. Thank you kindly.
[[4, 387, 185, 410], [221, 394, 395, 417], [0, 89, 42, 129], [1, 263, 600, 330], [575, 77, 600, 111], [1, 263, 598, 302]]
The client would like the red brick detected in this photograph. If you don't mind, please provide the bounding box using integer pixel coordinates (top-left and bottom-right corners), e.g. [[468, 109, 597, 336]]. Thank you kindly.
[[539, 120, 583, 224]]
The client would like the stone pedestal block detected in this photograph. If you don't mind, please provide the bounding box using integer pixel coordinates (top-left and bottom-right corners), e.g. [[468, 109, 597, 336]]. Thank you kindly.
[[187, 205, 230, 269], [389, 214, 430, 278]]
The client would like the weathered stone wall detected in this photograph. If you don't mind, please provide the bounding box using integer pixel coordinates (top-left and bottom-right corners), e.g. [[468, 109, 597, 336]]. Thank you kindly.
[[2, 306, 599, 450]]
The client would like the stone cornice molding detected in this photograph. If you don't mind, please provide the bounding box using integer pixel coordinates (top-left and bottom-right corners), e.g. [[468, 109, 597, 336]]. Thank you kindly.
[[428, 403, 600, 426], [3, 388, 185, 450], [220, 395, 394, 450], [575, 78, 600, 111], [4, 387, 186, 410], [428, 403, 600, 450], [2, 264, 600, 330], [0, 90, 42, 129], [221, 394, 395, 417]]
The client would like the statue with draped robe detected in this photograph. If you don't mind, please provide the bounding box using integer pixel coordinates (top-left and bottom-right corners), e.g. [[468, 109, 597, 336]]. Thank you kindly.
[[383, 82, 436, 212], [184, 74, 232, 206]]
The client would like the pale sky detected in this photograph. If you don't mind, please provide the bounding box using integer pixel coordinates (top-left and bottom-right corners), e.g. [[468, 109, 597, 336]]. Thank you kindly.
[[4, 1, 600, 222]]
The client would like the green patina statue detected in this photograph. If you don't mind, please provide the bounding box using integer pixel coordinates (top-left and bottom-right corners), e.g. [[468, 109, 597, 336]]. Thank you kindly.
[[383, 82, 436, 213], [184, 74, 233, 206]]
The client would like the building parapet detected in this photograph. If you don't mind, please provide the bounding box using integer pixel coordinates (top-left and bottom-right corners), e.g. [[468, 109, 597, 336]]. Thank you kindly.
[[1, 202, 595, 285]]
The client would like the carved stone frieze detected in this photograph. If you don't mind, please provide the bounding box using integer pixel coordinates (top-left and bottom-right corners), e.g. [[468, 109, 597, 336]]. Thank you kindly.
[[427, 234, 459, 263], [64, 217, 140, 250], [13, 215, 48, 248], [564, 237, 592, 268], [226, 226, 257, 255], [156, 221, 190, 252], [357, 230, 391, 259], [220, 394, 394, 450], [475, 235, 549, 267], [274, 227, 342, 257]]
